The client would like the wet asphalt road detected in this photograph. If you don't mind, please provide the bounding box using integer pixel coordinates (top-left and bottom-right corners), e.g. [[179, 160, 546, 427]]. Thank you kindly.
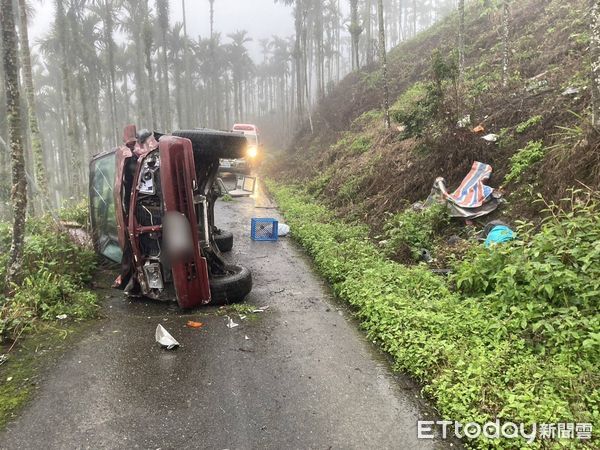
[[0, 180, 452, 450]]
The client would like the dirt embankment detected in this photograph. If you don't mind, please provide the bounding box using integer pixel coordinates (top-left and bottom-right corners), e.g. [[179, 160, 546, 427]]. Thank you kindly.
[[268, 0, 599, 229]]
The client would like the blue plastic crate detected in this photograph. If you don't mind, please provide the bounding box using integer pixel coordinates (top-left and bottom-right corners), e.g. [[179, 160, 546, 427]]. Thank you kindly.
[[251, 218, 278, 241]]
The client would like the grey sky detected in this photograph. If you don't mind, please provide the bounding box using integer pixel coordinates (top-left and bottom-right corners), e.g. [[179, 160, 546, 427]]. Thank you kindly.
[[29, 0, 295, 61]]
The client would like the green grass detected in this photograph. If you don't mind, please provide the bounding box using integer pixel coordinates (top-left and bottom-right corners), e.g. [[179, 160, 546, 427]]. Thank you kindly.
[[267, 181, 599, 449], [382, 203, 449, 261], [516, 115, 543, 134], [505, 140, 546, 184]]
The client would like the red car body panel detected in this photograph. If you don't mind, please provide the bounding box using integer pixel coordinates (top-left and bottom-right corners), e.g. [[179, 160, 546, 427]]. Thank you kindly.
[[158, 136, 211, 307], [114, 146, 132, 250], [112, 132, 211, 308]]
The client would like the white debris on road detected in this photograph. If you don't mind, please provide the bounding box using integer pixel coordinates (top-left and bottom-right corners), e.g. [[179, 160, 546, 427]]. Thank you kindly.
[[155, 324, 180, 350]]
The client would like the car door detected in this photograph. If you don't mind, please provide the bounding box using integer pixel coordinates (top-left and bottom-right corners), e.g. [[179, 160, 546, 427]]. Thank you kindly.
[[89, 151, 122, 263]]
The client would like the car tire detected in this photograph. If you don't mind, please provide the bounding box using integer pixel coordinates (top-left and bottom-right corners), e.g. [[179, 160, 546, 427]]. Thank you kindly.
[[209, 265, 252, 305], [214, 230, 234, 253], [172, 129, 247, 160]]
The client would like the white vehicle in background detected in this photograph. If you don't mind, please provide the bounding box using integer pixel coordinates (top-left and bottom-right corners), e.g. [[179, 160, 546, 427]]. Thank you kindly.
[[219, 124, 262, 174]]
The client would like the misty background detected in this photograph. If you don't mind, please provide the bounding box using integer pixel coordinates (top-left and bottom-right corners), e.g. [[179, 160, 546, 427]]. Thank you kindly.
[[30, 0, 296, 60]]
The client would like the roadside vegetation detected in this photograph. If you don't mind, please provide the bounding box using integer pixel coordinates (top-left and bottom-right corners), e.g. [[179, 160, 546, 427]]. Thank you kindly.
[[0, 201, 99, 428], [264, 1, 600, 447], [0, 202, 99, 343], [268, 182, 599, 449]]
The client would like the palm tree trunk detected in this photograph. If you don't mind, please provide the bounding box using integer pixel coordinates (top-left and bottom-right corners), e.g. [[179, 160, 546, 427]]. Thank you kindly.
[[294, 3, 304, 116], [365, 0, 373, 66], [182, 0, 193, 126], [1, 0, 29, 287], [17, 0, 50, 213], [157, 0, 172, 132], [143, 1, 158, 130], [591, 0, 600, 126], [349, 0, 361, 70], [458, 0, 465, 79], [378, 0, 390, 129], [104, 1, 119, 145], [55, 0, 81, 197], [133, 25, 148, 126], [501, 1, 511, 88], [76, 72, 93, 160], [210, 0, 215, 39]]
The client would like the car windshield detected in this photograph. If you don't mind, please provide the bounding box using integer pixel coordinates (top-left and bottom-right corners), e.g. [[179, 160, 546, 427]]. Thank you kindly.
[[90, 152, 122, 263]]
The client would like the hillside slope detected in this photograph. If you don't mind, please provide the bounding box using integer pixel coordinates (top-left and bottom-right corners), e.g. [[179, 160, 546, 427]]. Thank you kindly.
[[270, 0, 598, 227]]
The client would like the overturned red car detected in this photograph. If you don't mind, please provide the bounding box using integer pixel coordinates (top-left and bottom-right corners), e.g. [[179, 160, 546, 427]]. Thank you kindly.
[[89, 126, 252, 308]]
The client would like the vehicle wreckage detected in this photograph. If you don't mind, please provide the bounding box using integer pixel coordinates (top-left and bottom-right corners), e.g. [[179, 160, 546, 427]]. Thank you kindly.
[[89, 125, 252, 309]]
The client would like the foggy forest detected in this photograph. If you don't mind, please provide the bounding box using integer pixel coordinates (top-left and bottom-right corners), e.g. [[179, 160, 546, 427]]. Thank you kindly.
[[0, 0, 599, 448]]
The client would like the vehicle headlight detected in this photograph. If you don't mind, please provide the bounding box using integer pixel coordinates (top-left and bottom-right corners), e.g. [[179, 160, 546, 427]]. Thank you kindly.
[[247, 146, 258, 158]]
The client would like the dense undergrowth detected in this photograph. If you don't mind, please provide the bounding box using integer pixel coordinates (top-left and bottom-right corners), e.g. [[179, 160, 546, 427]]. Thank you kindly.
[[0, 202, 98, 343], [268, 181, 598, 449]]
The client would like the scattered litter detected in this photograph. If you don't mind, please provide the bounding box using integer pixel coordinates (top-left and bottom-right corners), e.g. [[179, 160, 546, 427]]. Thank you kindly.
[[226, 316, 239, 329], [6, 376, 12, 382], [562, 86, 580, 96], [431, 269, 453, 276], [472, 124, 485, 133], [419, 249, 433, 263], [252, 305, 270, 313], [245, 335, 250, 340], [0, 354, 7, 366], [482, 133, 499, 142], [412, 201, 425, 211], [484, 221, 516, 247], [457, 114, 471, 128], [186, 321, 204, 329], [56, 314, 68, 320], [278, 223, 290, 237], [239, 315, 247, 320], [427, 162, 501, 219], [155, 324, 180, 350]]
